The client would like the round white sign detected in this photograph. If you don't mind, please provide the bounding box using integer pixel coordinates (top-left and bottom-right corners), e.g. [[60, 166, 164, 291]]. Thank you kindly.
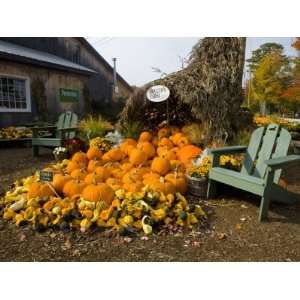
[[146, 85, 170, 102]]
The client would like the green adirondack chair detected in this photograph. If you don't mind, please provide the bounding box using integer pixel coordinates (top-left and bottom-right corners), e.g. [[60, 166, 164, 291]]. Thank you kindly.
[[32, 111, 78, 156], [207, 124, 300, 222]]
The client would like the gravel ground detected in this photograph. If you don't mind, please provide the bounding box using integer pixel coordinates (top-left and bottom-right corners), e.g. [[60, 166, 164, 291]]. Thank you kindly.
[[1, 147, 300, 261]]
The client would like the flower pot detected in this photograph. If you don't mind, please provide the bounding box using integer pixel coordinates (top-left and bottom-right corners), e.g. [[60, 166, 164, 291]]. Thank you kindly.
[[186, 174, 208, 199]]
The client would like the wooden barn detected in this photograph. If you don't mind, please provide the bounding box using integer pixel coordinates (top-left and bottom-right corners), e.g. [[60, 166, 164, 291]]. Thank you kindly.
[[0, 37, 132, 127]]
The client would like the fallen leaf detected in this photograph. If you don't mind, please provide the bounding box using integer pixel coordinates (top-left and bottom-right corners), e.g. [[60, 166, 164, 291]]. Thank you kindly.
[[123, 237, 133, 243], [240, 217, 247, 222], [140, 236, 149, 241], [218, 233, 227, 240], [19, 233, 26, 241], [50, 233, 56, 239], [72, 249, 80, 256], [64, 239, 72, 250], [235, 223, 242, 230]]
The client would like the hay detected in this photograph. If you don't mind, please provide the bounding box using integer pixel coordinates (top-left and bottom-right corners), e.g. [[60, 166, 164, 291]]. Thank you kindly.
[[120, 37, 246, 142]]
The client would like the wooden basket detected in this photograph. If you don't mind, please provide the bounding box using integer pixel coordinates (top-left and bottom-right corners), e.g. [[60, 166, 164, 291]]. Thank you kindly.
[[186, 174, 208, 199]]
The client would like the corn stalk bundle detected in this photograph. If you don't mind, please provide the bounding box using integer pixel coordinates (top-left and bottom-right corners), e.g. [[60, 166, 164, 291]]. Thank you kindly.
[[120, 37, 246, 142]]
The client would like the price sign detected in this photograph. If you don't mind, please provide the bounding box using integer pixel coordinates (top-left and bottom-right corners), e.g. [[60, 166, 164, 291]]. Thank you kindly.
[[39, 171, 53, 182], [146, 85, 170, 102]]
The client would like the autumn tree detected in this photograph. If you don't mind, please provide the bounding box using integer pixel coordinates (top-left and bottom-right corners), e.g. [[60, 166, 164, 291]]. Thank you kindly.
[[247, 43, 284, 71], [252, 50, 292, 114]]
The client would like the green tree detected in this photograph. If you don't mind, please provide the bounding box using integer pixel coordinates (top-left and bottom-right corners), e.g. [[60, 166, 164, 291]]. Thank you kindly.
[[252, 50, 292, 114], [247, 42, 285, 71]]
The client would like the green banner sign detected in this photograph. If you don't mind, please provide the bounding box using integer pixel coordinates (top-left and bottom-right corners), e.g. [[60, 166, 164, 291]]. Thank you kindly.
[[59, 88, 80, 103], [39, 171, 53, 182]]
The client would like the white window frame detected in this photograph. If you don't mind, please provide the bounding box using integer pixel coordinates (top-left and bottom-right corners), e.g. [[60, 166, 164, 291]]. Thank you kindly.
[[0, 73, 31, 113]]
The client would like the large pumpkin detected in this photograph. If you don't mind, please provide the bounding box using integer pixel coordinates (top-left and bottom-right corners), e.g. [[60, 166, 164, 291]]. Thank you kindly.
[[177, 145, 202, 165], [52, 174, 72, 194], [129, 148, 147, 166], [86, 147, 103, 160], [66, 161, 85, 174], [151, 157, 171, 175], [63, 180, 86, 198], [27, 182, 55, 199]]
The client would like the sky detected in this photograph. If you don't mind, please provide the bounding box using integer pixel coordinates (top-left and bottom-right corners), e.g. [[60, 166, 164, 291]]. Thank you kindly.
[[87, 37, 297, 87]]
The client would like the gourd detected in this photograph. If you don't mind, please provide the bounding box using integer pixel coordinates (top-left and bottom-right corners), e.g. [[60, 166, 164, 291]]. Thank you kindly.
[[95, 166, 111, 181], [27, 182, 55, 199], [158, 127, 170, 139], [129, 148, 147, 166], [62, 180, 86, 197], [158, 137, 174, 149], [177, 136, 190, 148], [123, 181, 144, 193], [151, 157, 171, 175], [149, 178, 176, 195], [86, 147, 103, 160], [105, 148, 124, 161], [52, 174, 72, 194], [87, 159, 102, 173], [84, 172, 105, 184], [106, 178, 122, 191], [66, 161, 85, 174]]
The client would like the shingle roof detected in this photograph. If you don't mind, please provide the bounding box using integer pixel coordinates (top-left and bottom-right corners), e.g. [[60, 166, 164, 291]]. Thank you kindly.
[[0, 40, 96, 74]]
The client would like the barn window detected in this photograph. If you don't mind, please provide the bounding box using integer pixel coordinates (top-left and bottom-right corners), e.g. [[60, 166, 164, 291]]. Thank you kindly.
[[0, 75, 31, 112]]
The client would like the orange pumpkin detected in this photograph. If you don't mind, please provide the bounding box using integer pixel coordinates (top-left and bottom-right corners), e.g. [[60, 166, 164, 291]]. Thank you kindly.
[[84, 172, 105, 185], [87, 159, 103, 173], [151, 157, 171, 175], [52, 174, 72, 194], [63, 180, 86, 198], [170, 132, 183, 145], [177, 145, 202, 165], [121, 162, 134, 172], [165, 173, 187, 194], [123, 181, 144, 193], [70, 169, 88, 181], [177, 136, 190, 148], [129, 148, 147, 166], [139, 131, 152, 142], [106, 178, 122, 191], [170, 160, 186, 173], [149, 178, 176, 195], [158, 148, 177, 160], [158, 137, 174, 149], [66, 161, 85, 174], [143, 173, 161, 185], [27, 182, 55, 199], [86, 147, 103, 160], [158, 127, 170, 139], [107, 148, 124, 161], [97, 183, 115, 205], [137, 142, 156, 159], [82, 184, 103, 202], [95, 166, 111, 181], [72, 151, 88, 165]]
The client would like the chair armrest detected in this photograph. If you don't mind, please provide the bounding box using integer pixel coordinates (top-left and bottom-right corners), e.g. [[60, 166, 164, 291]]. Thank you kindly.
[[210, 145, 247, 155], [265, 155, 300, 170]]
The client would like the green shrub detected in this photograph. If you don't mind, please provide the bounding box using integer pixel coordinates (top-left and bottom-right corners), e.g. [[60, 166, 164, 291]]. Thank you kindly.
[[119, 121, 142, 140]]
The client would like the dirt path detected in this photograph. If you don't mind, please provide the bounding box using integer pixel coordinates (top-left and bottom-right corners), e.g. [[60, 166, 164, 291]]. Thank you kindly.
[[1, 148, 300, 261]]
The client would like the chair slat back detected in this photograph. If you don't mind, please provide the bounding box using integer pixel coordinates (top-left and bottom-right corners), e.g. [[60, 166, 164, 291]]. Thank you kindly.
[[241, 126, 265, 175], [56, 111, 78, 139], [271, 127, 291, 184], [252, 124, 280, 178]]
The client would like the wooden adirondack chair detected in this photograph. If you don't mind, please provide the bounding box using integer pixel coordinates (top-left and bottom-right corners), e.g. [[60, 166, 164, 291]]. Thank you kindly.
[[31, 111, 78, 156], [207, 124, 300, 222]]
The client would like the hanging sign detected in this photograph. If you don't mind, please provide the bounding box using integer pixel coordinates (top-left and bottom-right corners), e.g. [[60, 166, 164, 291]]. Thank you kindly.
[[146, 85, 170, 102], [59, 88, 80, 103]]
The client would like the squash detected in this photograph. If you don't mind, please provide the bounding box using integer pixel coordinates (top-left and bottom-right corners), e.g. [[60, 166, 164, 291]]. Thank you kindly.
[[177, 136, 190, 148], [123, 181, 144, 193], [62, 180, 86, 198], [121, 162, 134, 172], [177, 144, 202, 165], [139, 131, 152, 142], [95, 166, 111, 181], [143, 173, 160, 185], [82, 184, 102, 202], [97, 183, 115, 205], [72, 151, 88, 165], [86, 147, 103, 160], [158, 148, 177, 160], [106, 178, 122, 191], [158, 127, 170, 139], [52, 174, 72, 194], [170, 160, 186, 173], [170, 132, 184, 145], [149, 178, 176, 195], [151, 157, 171, 175], [27, 182, 55, 199], [129, 148, 147, 166], [84, 172, 105, 184], [105, 148, 124, 161], [137, 142, 155, 159]]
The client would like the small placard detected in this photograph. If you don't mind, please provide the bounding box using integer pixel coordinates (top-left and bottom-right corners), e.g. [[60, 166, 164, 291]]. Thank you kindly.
[[146, 85, 170, 102], [39, 171, 53, 182], [59, 88, 80, 103]]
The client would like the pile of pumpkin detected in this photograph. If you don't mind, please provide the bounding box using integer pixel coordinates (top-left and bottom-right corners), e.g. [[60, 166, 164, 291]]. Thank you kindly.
[[0, 127, 207, 234]]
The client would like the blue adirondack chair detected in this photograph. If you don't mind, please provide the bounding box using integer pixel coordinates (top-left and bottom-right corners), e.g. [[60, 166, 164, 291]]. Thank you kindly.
[[207, 124, 300, 222], [31, 111, 78, 156]]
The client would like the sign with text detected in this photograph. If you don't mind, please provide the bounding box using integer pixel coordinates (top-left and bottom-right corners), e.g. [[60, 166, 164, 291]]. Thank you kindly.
[[146, 85, 170, 103], [59, 88, 80, 103], [39, 171, 53, 182]]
